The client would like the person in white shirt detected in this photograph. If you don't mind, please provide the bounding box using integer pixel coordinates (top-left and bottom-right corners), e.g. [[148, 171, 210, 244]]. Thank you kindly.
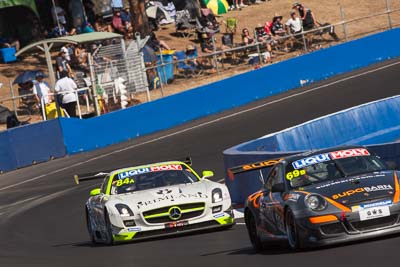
[[33, 75, 52, 106], [54, 71, 78, 117], [286, 11, 303, 35]]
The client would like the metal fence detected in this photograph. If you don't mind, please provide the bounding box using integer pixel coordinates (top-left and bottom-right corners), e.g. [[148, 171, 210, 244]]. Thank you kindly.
[[1, 1, 400, 131]]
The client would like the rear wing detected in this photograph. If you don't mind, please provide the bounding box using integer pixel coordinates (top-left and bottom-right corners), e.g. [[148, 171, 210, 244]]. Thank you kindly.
[[73, 171, 110, 185], [73, 157, 193, 185], [228, 158, 284, 179]]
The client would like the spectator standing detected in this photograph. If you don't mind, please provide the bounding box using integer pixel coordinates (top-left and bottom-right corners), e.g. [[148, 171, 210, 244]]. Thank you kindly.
[[33, 74, 52, 113], [54, 71, 78, 118], [51, 0, 67, 26], [56, 51, 73, 78], [292, 2, 317, 31], [83, 0, 96, 25], [60, 44, 72, 62]]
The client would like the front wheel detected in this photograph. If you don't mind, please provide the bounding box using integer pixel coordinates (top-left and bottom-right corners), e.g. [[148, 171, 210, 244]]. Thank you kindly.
[[246, 212, 263, 251], [103, 210, 114, 245], [85, 208, 97, 244], [285, 208, 303, 249]]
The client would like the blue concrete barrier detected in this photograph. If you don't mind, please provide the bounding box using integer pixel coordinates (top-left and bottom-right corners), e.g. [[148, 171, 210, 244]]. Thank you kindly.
[[0, 120, 65, 172], [2, 28, 400, 172], [223, 95, 400, 205]]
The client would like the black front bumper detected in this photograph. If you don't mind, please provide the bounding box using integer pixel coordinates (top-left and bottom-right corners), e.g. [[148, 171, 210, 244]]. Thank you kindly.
[[299, 212, 400, 247]]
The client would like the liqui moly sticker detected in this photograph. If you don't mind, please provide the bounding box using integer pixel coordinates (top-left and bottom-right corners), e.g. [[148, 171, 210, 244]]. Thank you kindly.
[[292, 153, 331, 169], [330, 148, 370, 160]]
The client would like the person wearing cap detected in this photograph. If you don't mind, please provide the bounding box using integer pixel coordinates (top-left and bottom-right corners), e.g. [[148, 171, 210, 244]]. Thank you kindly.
[[56, 51, 73, 78], [292, 2, 317, 31], [271, 14, 286, 37]]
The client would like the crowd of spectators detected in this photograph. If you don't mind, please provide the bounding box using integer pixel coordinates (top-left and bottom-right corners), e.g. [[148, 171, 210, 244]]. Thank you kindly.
[[1, 1, 343, 121]]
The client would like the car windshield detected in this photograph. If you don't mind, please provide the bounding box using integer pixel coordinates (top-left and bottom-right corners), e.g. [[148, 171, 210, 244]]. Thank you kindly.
[[286, 149, 387, 188], [110, 166, 199, 195]]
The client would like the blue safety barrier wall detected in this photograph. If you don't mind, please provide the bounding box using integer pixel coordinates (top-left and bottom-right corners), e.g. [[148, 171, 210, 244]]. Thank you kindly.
[[2, 29, 400, 172], [0, 120, 66, 172], [59, 29, 400, 154], [223, 95, 400, 205]]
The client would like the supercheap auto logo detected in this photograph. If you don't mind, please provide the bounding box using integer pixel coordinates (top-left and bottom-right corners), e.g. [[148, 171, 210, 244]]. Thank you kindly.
[[332, 184, 393, 199]]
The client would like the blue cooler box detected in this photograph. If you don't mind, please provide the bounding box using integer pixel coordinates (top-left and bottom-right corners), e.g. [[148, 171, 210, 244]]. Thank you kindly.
[[0, 47, 17, 63], [156, 50, 175, 84]]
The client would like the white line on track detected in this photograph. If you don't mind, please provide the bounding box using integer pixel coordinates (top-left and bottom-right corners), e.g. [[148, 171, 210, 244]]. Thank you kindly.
[[1, 61, 399, 192], [236, 223, 246, 225]]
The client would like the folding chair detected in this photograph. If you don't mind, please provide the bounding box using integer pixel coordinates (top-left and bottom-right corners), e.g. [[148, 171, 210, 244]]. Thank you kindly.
[[175, 10, 196, 38], [174, 51, 200, 78], [225, 17, 238, 34]]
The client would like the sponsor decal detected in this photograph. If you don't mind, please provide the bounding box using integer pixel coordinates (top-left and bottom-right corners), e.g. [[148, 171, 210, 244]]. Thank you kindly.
[[156, 189, 172, 195], [330, 148, 370, 160], [213, 213, 226, 219], [247, 191, 263, 209], [136, 192, 207, 209], [352, 200, 393, 212], [150, 165, 183, 172], [332, 184, 394, 199], [127, 227, 142, 232], [292, 153, 331, 169], [118, 168, 150, 179], [164, 220, 189, 229], [316, 174, 386, 189], [286, 170, 306, 181], [242, 159, 283, 171]]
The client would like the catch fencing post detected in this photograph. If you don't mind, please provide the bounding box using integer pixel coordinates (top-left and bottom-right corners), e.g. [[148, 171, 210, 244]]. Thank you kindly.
[[88, 53, 101, 116], [8, 80, 18, 117], [340, 6, 348, 41], [386, 0, 393, 29], [211, 33, 219, 75], [254, 29, 262, 65]]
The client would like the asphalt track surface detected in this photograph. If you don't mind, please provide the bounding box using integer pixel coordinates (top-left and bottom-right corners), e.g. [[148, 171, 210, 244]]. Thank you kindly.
[[1, 59, 400, 267]]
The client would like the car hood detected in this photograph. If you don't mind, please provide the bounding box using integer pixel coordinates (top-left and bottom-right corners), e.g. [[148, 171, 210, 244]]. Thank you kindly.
[[111, 181, 210, 211], [303, 171, 398, 206]]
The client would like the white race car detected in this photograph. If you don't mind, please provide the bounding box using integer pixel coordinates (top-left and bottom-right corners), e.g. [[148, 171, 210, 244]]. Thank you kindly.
[[80, 160, 234, 244]]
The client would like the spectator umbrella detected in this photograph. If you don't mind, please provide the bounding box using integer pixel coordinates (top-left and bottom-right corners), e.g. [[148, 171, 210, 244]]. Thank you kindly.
[[13, 70, 47, 85], [202, 0, 229, 15]]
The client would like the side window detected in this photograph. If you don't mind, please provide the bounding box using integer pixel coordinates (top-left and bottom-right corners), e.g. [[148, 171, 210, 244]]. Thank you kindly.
[[265, 165, 282, 191], [100, 175, 110, 194]]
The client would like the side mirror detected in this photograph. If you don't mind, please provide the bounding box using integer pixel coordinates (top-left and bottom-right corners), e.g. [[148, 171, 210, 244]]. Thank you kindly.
[[271, 183, 285, 193], [90, 188, 101, 196], [202, 170, 214, 179]]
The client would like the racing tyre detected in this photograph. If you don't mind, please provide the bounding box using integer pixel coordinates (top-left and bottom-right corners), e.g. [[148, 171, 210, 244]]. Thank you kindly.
[[246, 212, 263, 251], [85, 208, 97, 244], [285, 208, 303, 250], [103, 210, 114, 245]]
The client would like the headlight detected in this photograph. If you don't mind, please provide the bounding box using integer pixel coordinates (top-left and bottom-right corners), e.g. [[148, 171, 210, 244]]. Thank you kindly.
[[304, 194, 327, 211], [212, 188, 223, 203], [115, 204, 134, 217]]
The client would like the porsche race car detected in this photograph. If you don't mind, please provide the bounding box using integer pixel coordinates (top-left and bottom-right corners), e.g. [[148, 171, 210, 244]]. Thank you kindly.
[[231, 146, 400, 249], [79, 160, 234, 244]]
